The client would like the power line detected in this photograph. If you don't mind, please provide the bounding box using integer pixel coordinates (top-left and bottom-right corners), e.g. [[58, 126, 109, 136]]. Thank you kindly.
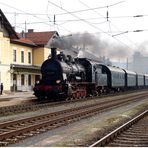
[[3, 1, 125, 17], [1, 0, 147, 45], [53, 0, 125, 16], [5, 11, 148, 21], [6, 13, 148, 26], [0, 1, 73, 33], [48, 0, 133, 49], [12, 19, 148, 33], [78, 0, 135, 48], [0, 2, 51, 27], [4, 12, 48, 15], [78, 0, 138, 47]]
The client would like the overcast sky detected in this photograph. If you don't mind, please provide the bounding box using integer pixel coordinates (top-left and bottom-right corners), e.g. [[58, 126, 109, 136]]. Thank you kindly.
[[1, 0, 148, 62]]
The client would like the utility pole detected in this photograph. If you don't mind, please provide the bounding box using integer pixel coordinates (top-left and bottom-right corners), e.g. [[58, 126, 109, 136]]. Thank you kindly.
[[53, 14, 56, 31], [54, 14, 56, 25], [14, 12, 17, 30], [25, 21, 27, 38], [127, 58, 128, 70], [106, 6, 109, 21]]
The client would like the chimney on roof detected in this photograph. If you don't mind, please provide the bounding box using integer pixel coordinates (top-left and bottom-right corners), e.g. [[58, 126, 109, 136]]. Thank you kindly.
[[28, 29, 34, 33], [21, 30, 25, 38]]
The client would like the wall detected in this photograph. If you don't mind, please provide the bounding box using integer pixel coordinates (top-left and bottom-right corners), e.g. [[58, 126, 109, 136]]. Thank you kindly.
[[0, 32, 11, 91], [10, 43, 33, 65], [44, 47, 50, 60], [32, 47, 44, 66]]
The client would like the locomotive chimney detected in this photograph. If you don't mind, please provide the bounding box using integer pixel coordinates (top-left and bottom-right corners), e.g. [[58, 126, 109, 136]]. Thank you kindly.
[[50, 37, 58, 60], [49, 35, 61, 60], [51, 48, 57, 59]]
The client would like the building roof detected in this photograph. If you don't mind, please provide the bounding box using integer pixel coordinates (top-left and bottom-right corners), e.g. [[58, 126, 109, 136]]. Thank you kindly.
[[26, 31, 59, 46], [11, 38, 37, 47], [0, 9, 19, 39], [0, 9, 37, 47], [0, 9, 60, 47]]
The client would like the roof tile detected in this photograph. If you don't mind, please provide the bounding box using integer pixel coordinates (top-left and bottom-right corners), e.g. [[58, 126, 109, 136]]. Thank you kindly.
[[26, 31, 57, 45], [11, 38, 36, 46]]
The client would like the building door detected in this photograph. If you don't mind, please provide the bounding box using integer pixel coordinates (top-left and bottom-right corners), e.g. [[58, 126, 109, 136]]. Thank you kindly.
[[13, 74, 17, 91], [21, 74, 25, 91], [28, 74, 32, 91]]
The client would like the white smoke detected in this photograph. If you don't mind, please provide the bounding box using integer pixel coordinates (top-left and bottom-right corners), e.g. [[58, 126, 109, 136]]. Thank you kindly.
[[59, 32, 131, 63], [49, 32, 148, 65]]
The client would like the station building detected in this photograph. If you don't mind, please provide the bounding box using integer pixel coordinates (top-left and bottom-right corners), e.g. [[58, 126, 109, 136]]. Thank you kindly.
[[0, 9, 60, 92]]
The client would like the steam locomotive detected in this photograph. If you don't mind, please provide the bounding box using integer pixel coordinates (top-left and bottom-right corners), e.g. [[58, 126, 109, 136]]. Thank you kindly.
[[33, 47, 148, 101]]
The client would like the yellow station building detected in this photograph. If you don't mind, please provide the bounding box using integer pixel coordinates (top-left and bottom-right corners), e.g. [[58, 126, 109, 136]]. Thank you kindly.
[[0, 9, 60, 92]]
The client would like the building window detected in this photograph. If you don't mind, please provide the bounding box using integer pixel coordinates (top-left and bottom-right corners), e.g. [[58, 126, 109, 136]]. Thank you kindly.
[[28, 52, 31, 64], [13, 49, 16, 62], [21, 74, 25, 85], [28, 75, 31, 85], [21, 51, 24, 63]]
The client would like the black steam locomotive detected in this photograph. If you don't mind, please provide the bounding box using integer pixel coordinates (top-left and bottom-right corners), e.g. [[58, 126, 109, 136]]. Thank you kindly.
[[33, 48, 148, 101]]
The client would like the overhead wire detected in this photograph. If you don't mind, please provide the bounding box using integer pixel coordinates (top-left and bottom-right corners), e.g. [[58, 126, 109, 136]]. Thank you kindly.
[[10, 19, 148, 33], [0, 1, 51, 27], [0, 1, 72, 33], [9, 13, 148, 25], [1, 0, 147, 41], [48, 0, 147, 49], [78, 0, 137, 47], [49, 0, 125, 16], [77, 0, 133, 49], [5, 11, 148, 20], [5, 11, 148, 19]]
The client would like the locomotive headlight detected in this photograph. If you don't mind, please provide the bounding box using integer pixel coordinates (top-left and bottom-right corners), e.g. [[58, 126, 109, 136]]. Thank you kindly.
[[56, 80, 61, 84]]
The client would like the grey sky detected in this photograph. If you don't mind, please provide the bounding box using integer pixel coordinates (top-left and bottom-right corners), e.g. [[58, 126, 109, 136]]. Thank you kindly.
[[1, 0, 148, 61]]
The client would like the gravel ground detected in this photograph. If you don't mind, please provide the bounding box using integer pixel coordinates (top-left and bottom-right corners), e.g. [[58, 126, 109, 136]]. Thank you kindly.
[[9, 97, 148, 147], [0, 92, 35, 107]]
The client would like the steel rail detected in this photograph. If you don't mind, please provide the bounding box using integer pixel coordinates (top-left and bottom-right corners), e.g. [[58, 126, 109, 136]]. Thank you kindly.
[[0, 93, 147, 146], [89, 110, 148, 147], [0, 92, 147, 129]]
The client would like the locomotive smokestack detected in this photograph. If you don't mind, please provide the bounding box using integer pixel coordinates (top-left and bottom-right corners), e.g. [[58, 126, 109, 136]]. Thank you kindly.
[[51, 48, 57, 59]]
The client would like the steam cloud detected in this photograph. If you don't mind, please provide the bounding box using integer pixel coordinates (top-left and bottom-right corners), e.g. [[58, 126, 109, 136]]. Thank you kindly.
[[59, 32, 134, 62], [49, 32, 148, 64], [135, 41, 148, 56], [48, 32, 148, 72]]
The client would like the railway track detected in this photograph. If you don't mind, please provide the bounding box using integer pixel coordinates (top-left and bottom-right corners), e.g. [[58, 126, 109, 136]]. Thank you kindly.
[[0, 91, 148, 117], [90, 110, 148, 147], [0, 100, 62, 116], [0, 93, 148, 146]]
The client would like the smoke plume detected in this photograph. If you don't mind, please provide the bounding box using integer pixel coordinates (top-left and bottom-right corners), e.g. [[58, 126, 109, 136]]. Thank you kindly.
[[59, 32, 133, 62]]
